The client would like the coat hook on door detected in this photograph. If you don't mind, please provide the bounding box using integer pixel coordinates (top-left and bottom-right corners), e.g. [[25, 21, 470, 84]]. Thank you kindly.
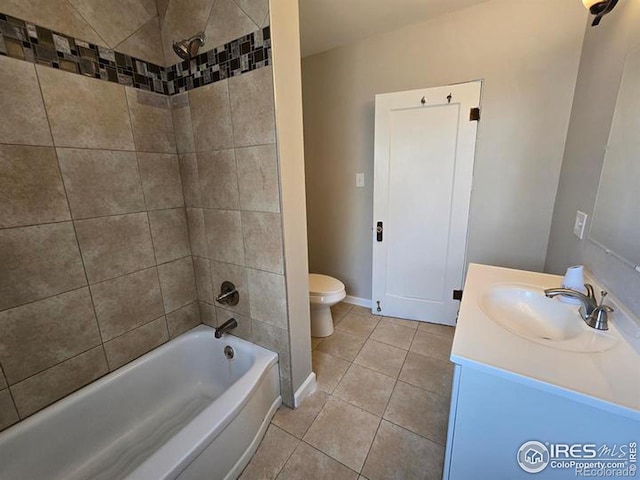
[[421, 96, 426, 105], [447, 93, 452, 104]]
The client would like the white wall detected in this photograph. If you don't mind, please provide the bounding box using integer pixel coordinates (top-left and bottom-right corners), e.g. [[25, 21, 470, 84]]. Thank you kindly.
[[302, 0, 586, 299]]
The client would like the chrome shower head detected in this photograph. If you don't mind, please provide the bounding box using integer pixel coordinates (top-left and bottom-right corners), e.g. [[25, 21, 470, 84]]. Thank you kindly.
[[173, 32, 206, 60]]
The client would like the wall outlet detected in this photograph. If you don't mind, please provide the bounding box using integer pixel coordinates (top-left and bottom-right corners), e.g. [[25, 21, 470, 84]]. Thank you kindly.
[[356, 173, 365, 187], [573, 211, 588, 239]]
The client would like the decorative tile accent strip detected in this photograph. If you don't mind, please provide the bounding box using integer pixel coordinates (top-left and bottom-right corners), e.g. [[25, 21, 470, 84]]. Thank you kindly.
[[0, 12, 271, 96]]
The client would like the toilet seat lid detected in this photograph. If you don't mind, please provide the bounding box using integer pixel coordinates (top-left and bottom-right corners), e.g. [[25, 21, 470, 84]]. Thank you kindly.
[[309, 274, 345, 295]]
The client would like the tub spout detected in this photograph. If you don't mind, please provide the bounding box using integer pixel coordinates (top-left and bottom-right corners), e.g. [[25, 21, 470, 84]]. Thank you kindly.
[[215, 318, 238, 338]]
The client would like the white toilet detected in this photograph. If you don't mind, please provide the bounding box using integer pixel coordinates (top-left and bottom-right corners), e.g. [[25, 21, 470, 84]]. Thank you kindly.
[[309, 273, 346, 337]]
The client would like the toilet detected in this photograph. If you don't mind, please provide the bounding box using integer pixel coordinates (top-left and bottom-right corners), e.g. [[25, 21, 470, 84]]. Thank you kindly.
[[309, 274, 346, 337]]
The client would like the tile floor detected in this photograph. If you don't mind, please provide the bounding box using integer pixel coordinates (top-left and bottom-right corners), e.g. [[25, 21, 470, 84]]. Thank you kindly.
[[240, 302, 456, 480]]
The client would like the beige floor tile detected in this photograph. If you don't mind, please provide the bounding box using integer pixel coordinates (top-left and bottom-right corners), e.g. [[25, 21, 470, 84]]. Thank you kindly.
[[276, 442, 358, 480], [334, 364, 396, 416], [384, 381, 449, 445], [312, 350, 350, 393], [350, 305, 382, 319], [272, 391, 329, 438], [417, 321, 455, 339], [311, 337, 323, 350], [409, 331, 453, 362], [370, 320, 416, 350], [362, 420, 445, 480], [335, 313, 380, 338], [399, 352, 454, 398], [383, 316, 420, 330], [304, 397, 380, 472], [240, 424, 299, 479], [331, 301, 354, 320], [316, 331, 366, 362], [353, 339, 407, 378]]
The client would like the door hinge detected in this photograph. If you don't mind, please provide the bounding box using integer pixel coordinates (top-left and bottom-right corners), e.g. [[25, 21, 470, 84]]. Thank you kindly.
[[453, 289, 463, 301], [469, 107, 480, 122]]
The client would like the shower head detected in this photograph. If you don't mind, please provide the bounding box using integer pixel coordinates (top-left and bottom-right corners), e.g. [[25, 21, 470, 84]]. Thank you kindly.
[[173, 32, 206, 60]]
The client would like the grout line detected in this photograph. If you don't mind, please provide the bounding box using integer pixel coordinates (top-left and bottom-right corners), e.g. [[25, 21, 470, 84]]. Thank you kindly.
[[62, 0, 110, 48]]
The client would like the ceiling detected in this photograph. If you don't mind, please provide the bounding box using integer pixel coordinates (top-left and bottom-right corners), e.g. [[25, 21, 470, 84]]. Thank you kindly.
[[299, 0, 491, 57]]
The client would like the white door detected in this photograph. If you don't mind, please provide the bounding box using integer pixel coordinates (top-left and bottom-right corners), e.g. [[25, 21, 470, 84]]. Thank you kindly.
[[372, 82, 481, 325]]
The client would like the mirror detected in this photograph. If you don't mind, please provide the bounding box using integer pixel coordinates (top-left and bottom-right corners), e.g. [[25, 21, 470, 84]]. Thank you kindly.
[[589, 46, 640, 269]]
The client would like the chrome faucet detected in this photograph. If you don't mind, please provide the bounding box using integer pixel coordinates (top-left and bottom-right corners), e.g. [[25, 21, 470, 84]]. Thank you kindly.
[[215, 318, 238, 338], [544, 284, 614, 330]]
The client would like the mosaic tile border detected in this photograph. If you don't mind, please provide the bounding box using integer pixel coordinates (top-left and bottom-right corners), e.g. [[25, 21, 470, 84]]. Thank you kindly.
[[0, 12, 271, 96]]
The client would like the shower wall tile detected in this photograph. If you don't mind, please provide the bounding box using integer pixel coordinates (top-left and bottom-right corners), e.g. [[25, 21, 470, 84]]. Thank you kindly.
[[252, 319, 290, 379], [189, 80, 234, 151], [137, 153, 184, 210], [0, 287, 100, 385], [199, 301, 217, 327], [126, 88, 177, 153], [0, 56, 52, 146], [198, 149, 240, 210], [10, 346, 108, 418], [236, 0, 269, 27], [242, 211, 284, 274], [247, 269, 287, 330], [179, 154, 203, 207], [193, 256, 213, 304], [236, 144, 280, 213], [0, 389, 19, 430], [0, 222, 86, 311], [103, 317, 168, 370], [186, 208, 207, 257], [157, 257, 197, 313], [0, 370, 6, 390], [90, 267, 165, 341], [148, 208, 191, 264], [37, 66, 135, 150], [166, 302, 200, 338], [172, 93, 196, 153], [0, 145, 70, 228], [75, 213, 156, 284], [228, 66, 275, 147], [204, 0, 258, 49], [203, 209, 245, 265], [116, 16, 165, 67], [57, 149, 145, 219], [210, 261, 251, 316]]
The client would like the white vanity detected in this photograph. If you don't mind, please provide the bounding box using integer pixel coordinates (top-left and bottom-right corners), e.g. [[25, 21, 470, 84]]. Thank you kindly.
[[444, 264, 640, 479]]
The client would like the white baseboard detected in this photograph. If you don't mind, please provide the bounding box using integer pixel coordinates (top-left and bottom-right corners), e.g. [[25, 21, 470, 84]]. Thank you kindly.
[[344, 295, 372, 308], [293, 372, 317, 408]]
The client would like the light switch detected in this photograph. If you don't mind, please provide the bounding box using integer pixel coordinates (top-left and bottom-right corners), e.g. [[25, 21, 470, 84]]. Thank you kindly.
[[356, 173, 365, 188], [573, 211, 588, 239]]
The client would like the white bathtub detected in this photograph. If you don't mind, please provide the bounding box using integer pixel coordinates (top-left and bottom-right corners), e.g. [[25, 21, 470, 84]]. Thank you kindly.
[[0, 325, 280, 480]]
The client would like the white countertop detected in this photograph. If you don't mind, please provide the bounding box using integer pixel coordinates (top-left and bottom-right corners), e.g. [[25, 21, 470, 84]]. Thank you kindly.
[[451, 263, 640, 419]]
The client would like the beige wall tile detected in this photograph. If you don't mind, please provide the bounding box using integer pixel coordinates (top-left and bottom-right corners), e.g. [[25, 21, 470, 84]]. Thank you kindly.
[[37, 66, 134, 150], [137, 153, 184, 210], [197, 149, 240, 209], [179, 154, 202, 207], [203, 209, 245, 264], [242, 212, 284, 273], [0, 389, 19, 431], [0, 56, 52, 146], [0, 145, 69, 228], [234, 0, 268, 28], [228, 66, 275, 147], [277, 442, 358, 480], [193, 256, 213, 303], [104, 317, 168, 370], [334, 364, 395, 416], [148, 208, 191, 263], [0, 288, 101, 385], [116, 17, 165, 66], [189, 80, 233, 151], [247, 269, 287, 329], [0, 222, 86, 311], [204, 0, 258, 48], [57, 148, 145, 219], [126, 88, 176, 153], [10, 346, 108, 418], [239, 424, 299, 480], [90, 268, 164, 341], [157, 257, 197, 313], [166, 302, 200, 338], [199, 301, 217, 327], [216, 307, 252, 341], [252, 319, 290, 378], [210, 261, 251, 315], [0, 369, 6, 390], [75, 212, 156, 283], [236, 144, 280, 213], [171, 94, 196, 154], [186, 208, 207, 257]]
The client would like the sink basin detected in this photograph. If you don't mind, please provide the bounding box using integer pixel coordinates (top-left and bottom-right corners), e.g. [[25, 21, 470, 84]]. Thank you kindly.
[[479, 284, 618, 353]]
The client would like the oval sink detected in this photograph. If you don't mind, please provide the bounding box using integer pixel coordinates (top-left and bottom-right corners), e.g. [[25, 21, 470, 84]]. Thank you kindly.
[[479, 284, 618, 353]]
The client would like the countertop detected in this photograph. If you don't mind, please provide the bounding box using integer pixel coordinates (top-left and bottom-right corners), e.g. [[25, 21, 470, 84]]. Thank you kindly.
[[451, 263, 640, 418]]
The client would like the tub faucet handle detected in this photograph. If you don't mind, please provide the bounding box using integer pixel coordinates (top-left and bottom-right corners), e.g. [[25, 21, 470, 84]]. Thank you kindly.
[[216, 281, 239, 306]]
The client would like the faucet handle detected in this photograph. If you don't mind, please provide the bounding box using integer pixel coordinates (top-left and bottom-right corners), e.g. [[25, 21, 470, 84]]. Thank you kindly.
[[585, 283, 595, 300], [599, 290, 611, 307]]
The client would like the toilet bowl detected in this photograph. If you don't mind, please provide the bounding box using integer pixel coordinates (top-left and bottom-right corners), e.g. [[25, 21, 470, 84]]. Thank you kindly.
[[309, 274, 346, 337]]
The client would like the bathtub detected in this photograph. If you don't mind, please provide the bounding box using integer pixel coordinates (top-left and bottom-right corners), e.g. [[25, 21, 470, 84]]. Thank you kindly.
[[0, 325, 281, 480]]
